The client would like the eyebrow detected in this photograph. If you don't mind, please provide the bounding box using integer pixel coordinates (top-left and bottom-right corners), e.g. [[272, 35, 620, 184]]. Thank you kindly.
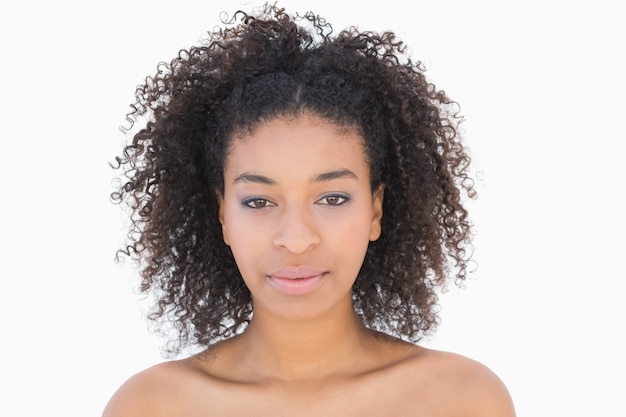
[[233, 173, 276, 185], [232, 169, 359, 185], [313, 169, 359, 182]]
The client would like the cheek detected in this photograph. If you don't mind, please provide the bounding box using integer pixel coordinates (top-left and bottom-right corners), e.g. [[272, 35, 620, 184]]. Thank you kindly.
[[226, 218, 262, 251], [223, 208, 267, 271], [326, 214, 372, 263]]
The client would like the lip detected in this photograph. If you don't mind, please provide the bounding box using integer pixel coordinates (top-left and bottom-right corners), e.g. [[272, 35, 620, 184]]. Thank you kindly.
[[267, 266, 327, 296]]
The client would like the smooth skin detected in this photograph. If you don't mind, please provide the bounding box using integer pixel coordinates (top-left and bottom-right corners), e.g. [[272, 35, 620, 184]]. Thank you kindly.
[[103, 114, 516, 417]]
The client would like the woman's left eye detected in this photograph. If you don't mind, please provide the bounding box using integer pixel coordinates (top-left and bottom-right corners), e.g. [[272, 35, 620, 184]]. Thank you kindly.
[[317, 194, 349, 206]]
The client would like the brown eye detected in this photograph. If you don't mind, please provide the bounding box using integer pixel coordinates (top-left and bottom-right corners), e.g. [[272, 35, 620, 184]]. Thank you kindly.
[[243, 198, 275, 209], [317, 194, 349, 206]]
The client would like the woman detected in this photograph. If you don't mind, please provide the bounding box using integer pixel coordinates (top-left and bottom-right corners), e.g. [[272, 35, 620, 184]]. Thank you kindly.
[[103, 4, 516, 416]]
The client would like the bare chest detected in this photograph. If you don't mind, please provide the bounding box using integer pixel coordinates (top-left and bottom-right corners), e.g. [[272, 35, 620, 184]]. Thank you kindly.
[[174, 375, 445, 417]]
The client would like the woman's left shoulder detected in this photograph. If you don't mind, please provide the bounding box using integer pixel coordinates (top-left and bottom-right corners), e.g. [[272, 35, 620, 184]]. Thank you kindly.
[[402, 347, 517, 416]]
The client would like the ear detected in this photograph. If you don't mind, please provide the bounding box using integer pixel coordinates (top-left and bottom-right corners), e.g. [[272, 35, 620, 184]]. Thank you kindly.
[[216, 190, 230, 246], [369, 183, 385, 241]]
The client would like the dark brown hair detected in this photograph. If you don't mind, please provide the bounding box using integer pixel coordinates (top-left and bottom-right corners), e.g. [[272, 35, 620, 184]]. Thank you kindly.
[[112, 4, 475, 354]]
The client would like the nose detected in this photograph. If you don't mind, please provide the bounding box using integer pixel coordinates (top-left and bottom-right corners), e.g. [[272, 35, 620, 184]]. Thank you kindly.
[[272, 205, 321, 254]]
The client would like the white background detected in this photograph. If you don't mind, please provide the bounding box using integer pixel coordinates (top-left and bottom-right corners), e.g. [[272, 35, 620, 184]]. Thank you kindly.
[[1, 1, 624, 416]]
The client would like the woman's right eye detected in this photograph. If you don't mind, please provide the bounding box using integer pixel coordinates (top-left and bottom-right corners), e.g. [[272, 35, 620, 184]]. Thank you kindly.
[[242, 198, 275, 209]]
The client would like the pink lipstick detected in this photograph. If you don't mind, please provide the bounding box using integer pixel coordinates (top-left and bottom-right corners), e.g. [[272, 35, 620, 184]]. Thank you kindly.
[[267, 267, 326, 295]]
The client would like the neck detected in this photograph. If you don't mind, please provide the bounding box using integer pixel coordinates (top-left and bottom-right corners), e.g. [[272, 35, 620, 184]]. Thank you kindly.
[[236, 301, 371, 382]]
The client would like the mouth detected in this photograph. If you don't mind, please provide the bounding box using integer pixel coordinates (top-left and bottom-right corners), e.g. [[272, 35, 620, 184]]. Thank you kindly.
[[267, 267, 327, 296]]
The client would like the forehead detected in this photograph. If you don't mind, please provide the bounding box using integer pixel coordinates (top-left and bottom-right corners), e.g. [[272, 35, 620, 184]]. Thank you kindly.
[[224, 115, 369, 176]]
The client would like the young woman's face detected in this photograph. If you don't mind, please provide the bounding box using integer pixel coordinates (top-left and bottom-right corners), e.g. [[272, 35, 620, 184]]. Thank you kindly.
[[219, 115, 384, 321]]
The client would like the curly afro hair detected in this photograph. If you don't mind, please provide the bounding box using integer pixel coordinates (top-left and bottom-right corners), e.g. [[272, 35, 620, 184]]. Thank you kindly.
[[112, 4, 475, 354]]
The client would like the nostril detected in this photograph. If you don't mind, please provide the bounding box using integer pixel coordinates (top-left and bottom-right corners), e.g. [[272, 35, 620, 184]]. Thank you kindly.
[[272, 212, 321, 254]]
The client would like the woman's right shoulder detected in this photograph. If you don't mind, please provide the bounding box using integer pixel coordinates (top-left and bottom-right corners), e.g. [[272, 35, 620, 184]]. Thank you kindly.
[[101, 360, 195, 417]]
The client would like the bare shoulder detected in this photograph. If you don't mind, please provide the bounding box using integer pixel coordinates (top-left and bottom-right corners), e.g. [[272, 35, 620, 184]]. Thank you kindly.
[[101, 360, 199, 417], [404, 347, 516, 417]]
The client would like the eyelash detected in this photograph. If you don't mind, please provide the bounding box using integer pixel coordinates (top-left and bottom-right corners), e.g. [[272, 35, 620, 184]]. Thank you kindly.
[[242, 197, 276, 209], [317, 194, 350, 206], [241, 194, 350, 209]]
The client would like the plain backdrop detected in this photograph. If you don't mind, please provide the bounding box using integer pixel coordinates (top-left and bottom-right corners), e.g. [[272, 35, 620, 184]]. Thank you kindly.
[[1, 1, 624, 416]]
